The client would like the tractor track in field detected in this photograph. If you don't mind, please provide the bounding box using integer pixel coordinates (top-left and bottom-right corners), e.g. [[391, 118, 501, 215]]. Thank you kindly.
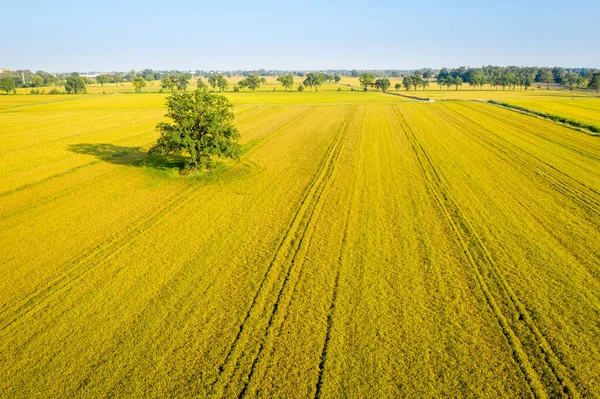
[[312, 107, 364, 399], [236, 107, 357, 398], [5, 114, 156, 155], [206, 107, 356, 398], [247, 108, 366, 399], [256, 107, 364, 399], [472, 103, 600, 161], [0, 108, 318, 315], [0, 134, 160, 225], [71, 204, 238, 396], [0, 183, 201, 333], [432, 105, 600, 281], [1, 109, 312, 225], [395, 105, 579, 399], [0, 160, 101, 200], [434, 104, 600, 221], [0, 96, 94, 113], [313, 271, 340, 399], [244, 106, 318, 158]]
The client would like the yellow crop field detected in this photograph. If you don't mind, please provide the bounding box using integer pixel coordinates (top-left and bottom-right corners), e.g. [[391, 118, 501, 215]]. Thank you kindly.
[[1, 89, 599, 398], [502, 98, 600, 127]]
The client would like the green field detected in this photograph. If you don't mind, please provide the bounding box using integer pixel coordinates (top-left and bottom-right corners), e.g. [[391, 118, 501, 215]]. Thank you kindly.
[[1, 89, 599, 398]]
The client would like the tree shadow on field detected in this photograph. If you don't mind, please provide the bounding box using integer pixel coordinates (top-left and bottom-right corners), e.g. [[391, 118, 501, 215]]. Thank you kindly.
[[67, 143, 187, 170]]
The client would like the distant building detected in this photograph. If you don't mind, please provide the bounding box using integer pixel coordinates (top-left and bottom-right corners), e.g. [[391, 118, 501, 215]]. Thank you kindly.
[[0, 68, 11, 74]]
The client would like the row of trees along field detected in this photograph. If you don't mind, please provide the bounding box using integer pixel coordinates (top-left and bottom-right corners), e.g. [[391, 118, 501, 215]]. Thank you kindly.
[[435, 66, 600, 91], [1, 66, 598, 95], [357, 67, 599, 93]]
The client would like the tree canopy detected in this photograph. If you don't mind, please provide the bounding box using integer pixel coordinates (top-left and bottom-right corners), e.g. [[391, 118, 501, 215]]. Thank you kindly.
[[65, 74, 86, 94], [469, 72, 486, 90], [197, 78, 208, 90], [0, 76, 16, 94], [277, 74, 294, 91], [161, 75, 176, 92], [149, 90, 240, 172], [303, 73, 323, 91], [589, 73, 600, 93], [30, 75, 44, 87], [97, 74, 109, 86], [239, 74, 261, 91], [374, 78, 391, 92], [402, 77, 411, 91], [132, 76, 147, 92], [359, 72, 375, 90], [542, 71, 554, 88]]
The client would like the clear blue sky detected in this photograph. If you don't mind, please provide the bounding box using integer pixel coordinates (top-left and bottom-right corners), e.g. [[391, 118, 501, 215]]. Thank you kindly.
[[3, 0, 599, 72]]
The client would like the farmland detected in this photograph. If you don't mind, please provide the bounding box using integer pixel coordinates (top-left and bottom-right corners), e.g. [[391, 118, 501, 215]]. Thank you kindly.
[[501, 98, 600, 127], [1, 88, 599, 398]]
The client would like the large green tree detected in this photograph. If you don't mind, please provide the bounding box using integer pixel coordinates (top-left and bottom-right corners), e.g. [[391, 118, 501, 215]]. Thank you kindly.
[[197, 78, 208, 90], [542, 71, 554, 88], [30, 75, 44, 87], [453, 76, 463, 91], [97, 74, 109, 87], [240, 74, 261, 91], [149, 90, 240, 171], [469, 72, 486, 90], [44, 74, 57, 86], [177, 73, 191, 91], [588, 73, 600, 94], [132, 76, 147, 92], [402, 76, 412, 91], [277, 74, 294, 91], [0, 76, 16, 94], [217, 75, 228, 92], [65, 74, 86, 94], [207, 75, 219, 90], [374, 78, 391, 92], [411, 74, 423, 90], [359, 72, 375, 91], [303, 73, 322, 91], [161, 75, 175, 92]]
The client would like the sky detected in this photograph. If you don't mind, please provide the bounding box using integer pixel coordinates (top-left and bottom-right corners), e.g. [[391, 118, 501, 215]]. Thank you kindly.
[[2, 0, 599, 72]]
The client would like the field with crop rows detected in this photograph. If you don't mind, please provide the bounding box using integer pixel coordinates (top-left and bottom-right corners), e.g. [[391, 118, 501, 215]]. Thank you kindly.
[[0, 89, 599, 398], [501, 98, 600, 127]]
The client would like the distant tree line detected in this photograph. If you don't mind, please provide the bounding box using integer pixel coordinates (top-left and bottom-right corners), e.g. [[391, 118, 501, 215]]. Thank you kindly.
[[2, 66, 598, 95], [435, 66, 597, 91]]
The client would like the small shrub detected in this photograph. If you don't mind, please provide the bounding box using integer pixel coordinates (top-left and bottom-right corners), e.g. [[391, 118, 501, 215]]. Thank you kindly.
[[338, 87, 341, 91], [297, 85, 304, 92], [48, 88, 63, 95]]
